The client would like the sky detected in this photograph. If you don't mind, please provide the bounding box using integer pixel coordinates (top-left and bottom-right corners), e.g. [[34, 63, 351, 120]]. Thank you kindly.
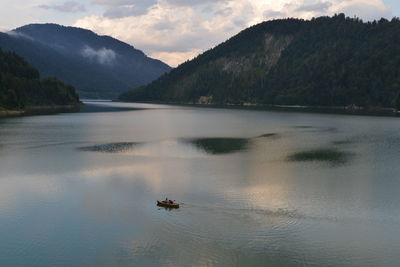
[[0, 0, 399, 67]]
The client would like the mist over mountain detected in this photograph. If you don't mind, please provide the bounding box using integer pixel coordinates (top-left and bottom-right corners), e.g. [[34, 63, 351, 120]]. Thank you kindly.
[[0, 23, 171, 98], [120, 14, 400, 110]]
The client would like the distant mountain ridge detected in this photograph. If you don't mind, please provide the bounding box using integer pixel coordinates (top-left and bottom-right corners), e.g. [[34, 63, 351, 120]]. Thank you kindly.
[[120, 14, 400, 110], [0, 23, 171, 98]]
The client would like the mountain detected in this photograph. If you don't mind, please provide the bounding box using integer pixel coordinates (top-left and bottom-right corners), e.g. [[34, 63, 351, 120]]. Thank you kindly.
[[0, 49, 80, 110], [0, 24, 171, 98], [120, 14, 400, 110]]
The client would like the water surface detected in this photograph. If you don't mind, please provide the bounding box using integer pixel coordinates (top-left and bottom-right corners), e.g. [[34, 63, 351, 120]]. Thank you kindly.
[[1, 101, 400, 266]]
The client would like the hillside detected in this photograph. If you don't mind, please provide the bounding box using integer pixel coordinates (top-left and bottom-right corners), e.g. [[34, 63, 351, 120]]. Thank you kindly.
[[120, 14, 400, 110], [0, 24, 171, 98], [0, 49, 80, 111]]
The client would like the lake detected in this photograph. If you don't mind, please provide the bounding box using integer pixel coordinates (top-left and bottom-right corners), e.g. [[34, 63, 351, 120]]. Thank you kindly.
[[1, 101, 400, 266]]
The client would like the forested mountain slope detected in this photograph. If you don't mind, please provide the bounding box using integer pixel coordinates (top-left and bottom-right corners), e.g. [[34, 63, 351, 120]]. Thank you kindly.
[[0, 24, 171, 98], [120, 14, 400, 109], [0, 49, 79, 110]]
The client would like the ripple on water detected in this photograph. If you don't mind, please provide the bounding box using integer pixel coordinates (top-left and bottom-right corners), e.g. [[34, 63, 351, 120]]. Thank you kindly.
[[78, 142, 142, 153], [292, 125, 337, 133], [152, 201, 305, 258], [254, 133, 281, 139], [77, 135, 283, 157], [287, 147, 353, 166], [332, 139, 354, 145], [149, 191, 373, 265], [184, 138, 249, 155]]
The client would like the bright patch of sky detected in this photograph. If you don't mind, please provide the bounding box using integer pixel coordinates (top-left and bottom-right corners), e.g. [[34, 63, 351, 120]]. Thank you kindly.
[[0, 0, 399, 66], [383, 0, 400, 15]]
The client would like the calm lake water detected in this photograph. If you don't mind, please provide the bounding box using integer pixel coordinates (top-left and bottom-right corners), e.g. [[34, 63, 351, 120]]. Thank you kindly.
[[1, 101, 400, 266]]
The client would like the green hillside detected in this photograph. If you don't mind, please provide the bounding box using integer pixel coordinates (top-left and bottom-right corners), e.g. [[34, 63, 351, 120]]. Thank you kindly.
[[0, 49, 80, 110], [120, 14, 400, 110]]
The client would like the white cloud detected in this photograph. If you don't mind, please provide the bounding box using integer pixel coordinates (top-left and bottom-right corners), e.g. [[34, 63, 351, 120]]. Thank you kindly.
[[39, 1, 87, 13], [165, 0, 228, 6], [151, 49, 202, 67], [74, 0, 392, 66], [296, 1, 333, 12], [5, 30, 34, 40], [335, 0, 392, 21], [0, 26, 10, 32], [81, 45, 117, 65]]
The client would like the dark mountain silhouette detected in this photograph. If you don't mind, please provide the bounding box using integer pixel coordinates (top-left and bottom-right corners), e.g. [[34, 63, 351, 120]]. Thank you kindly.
[[0, 23, 171, 98]]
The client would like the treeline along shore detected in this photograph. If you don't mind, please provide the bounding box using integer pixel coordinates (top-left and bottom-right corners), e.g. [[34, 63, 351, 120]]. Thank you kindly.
[[0, 49, 81, 116]]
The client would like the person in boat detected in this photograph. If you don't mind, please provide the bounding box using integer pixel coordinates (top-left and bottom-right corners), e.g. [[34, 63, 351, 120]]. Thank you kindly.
[[163, 198, 175, 205]]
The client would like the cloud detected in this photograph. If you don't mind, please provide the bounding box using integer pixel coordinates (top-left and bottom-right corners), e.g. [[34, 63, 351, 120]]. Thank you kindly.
[[150, 49, 203, 67], [5, 30, 34, 40], [165, 0, 228, 6], [296, 1, 333, 12], [75, 0, 259, 66], [103, 4, 154, 18], [263, 10, 286, 19], [74, 0, 392, 67], [277, 0, 391, 19], [336, 0, 392, 21], [90, 0, 230, 18], [0, 26, 10, 32], [39, 1, 87, 13], [81, 46, 117, 65], [92, 0, 157, 18]]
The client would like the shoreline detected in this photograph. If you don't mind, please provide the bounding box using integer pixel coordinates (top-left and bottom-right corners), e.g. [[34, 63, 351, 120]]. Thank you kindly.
[[0, 104, 82, 118], [116, 100, 400, 117]]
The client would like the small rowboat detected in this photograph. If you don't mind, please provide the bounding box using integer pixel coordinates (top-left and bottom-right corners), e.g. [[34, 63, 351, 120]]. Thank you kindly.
[[157, 200, 180, 208]]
